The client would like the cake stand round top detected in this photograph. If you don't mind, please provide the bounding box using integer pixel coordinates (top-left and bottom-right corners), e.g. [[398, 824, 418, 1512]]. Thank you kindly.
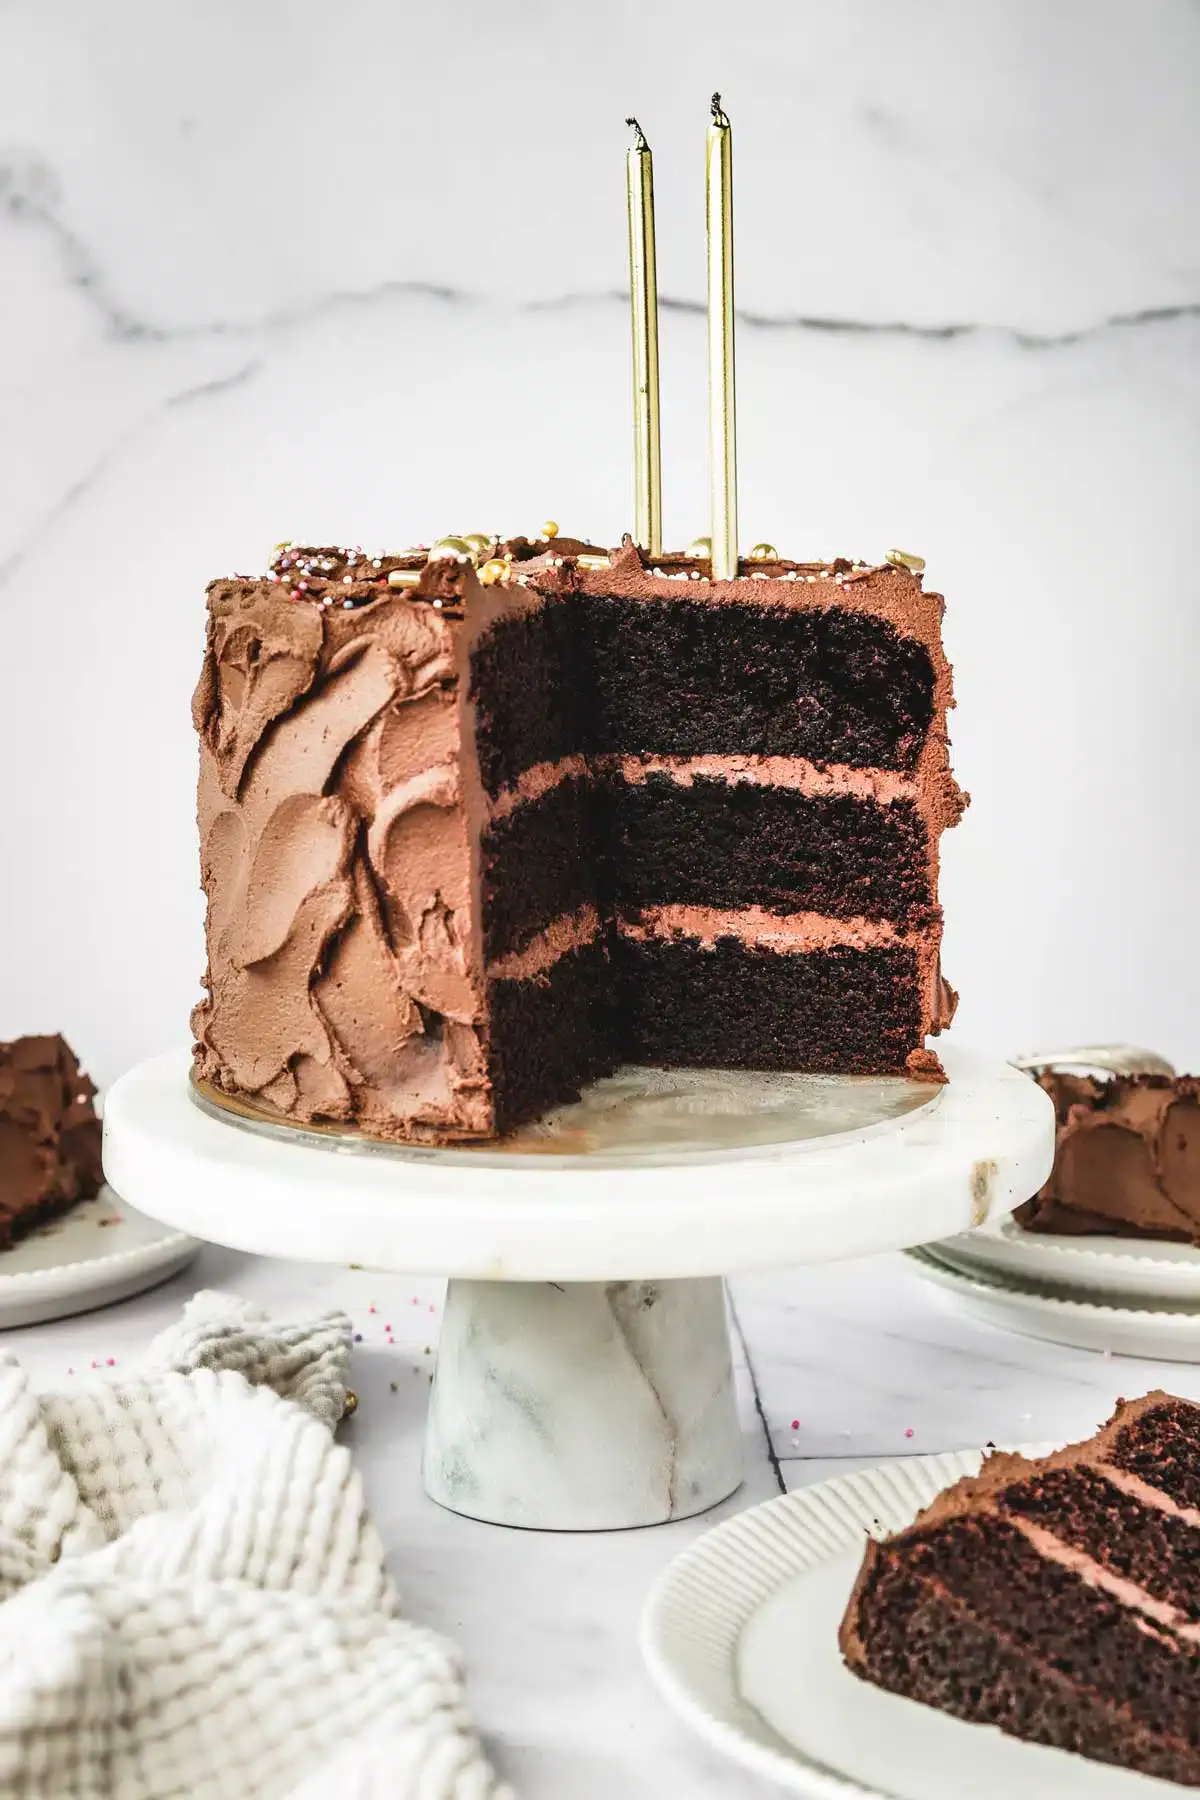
[[102, 1048, 1053, 1282]]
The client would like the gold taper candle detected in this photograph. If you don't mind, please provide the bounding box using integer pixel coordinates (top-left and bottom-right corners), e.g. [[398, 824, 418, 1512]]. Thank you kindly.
[[706, 93, 738, 580], [626, 118, 662, 557]]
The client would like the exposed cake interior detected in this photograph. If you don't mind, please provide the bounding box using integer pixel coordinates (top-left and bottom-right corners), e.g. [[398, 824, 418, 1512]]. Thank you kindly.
[[841, 1391, 1200, 1785], [471, 545, 963, 1131]]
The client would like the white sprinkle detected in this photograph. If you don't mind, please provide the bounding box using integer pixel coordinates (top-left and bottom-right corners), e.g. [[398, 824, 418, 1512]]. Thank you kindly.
[[342, 599, 353, 609], [342, 575, 353, 585], [750, 571, 768, 580], [371, 559, 382, 569]]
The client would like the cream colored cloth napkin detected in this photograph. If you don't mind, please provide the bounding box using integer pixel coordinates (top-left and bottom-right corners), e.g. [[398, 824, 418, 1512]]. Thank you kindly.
[[0, 1290, 510, 1800]]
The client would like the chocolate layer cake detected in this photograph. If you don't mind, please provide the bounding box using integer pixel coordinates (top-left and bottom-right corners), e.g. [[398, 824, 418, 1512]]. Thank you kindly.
[[192, 537, 965, 1142], [842, 1392, 1200, 1783], [1018, 1071, 1200, 1243], [0, 1035, 103, 1246]]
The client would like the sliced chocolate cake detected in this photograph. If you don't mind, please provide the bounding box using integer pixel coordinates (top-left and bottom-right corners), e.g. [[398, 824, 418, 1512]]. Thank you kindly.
[[1017, 1070, 1200, 1243], [192, 535, 965, 1142], [0, 1035, 104, 1246], [841, 1392, 1200, 1784]]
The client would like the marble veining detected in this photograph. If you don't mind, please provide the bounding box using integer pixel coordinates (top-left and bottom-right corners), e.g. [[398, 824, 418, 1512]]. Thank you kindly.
[[423, 1277, 742, 1529]]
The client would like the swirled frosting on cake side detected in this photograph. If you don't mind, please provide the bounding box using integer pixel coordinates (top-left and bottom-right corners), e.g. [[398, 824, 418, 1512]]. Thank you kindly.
[[191, 563, 497, 1140]]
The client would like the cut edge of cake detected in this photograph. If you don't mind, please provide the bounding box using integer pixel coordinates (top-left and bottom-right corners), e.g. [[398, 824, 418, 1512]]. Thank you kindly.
[[840, 1390, 1200, 1785]]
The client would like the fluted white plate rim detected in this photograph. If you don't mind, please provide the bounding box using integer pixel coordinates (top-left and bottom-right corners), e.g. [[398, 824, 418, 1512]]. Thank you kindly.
[[934, 1213, 1200, 1302], [907, 1246, 1200, 1361], [0, 1186, 199, 1329], [641, 1444, 1167, 1799]]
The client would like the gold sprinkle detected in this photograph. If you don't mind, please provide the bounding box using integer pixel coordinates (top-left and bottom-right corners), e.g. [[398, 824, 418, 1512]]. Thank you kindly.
[[341, 1390, 358, 1420], [747, 542, 779, 562], [540, 519, 560, 540], [687, 535, 712, 559], [428, 536, 475, 562], [462, 533, 492, 562], [478, 558, 510, 586], [273, 540, 293, 553], [885, 547, 926, 574], [387, 569, 421, 589]]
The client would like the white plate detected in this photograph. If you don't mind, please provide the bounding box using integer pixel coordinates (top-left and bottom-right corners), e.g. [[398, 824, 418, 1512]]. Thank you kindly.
[[642, 1449, 1173, 1799], [934, 1214, 1200, 1303], [0, 1185, 199, 1329], [906, 1246, 1200, 1361]]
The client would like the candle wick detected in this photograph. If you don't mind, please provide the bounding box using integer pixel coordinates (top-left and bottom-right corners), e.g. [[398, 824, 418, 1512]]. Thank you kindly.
[[626, 116, 649, 153], [710, 92, 730, 129]]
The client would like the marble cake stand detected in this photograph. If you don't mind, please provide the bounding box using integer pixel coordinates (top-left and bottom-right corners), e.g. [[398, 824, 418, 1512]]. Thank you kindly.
[[102, 1047, 1054, 1532]]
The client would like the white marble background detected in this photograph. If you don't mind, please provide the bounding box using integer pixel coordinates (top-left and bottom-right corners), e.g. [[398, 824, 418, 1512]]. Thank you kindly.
[[1, 0, 1199, 1081]]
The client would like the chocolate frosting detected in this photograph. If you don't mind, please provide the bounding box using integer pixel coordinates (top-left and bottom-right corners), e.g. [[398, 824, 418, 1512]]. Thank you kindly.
[[1017, 1071, 1200, 1242], [194, 538, 964, 1135], [0, 1035, 103, 1245]]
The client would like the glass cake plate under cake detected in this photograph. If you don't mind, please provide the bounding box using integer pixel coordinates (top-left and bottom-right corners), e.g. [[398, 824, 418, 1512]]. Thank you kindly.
[[642, 1448, 1170, 1800]]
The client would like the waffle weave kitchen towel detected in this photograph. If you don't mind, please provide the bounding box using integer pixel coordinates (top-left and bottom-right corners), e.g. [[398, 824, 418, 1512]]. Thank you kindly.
[[0, 1289, 509, 1800]]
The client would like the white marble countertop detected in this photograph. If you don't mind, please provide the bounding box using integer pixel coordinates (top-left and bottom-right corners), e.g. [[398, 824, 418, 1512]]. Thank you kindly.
[[9, 1246, 1200, 1796]]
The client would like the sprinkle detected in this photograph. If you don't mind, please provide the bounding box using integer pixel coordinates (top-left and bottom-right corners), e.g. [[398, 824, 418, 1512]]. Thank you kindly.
[[791, 1419, 799, 1430], [353, 1333, 363, 1343], [368, 1305, 376, 1314], [384, 1323, 392, 1331], [389, 1381, 399, 1393], [106, 1358, 115, 1367], [411, 1296, 419, 1305], [342, 600, 353, 609], [905, 1427, 914, 1439], [428, 1303, 435, 1313], [423, 1346, 431, 1355], [90, 1359, 98, 1369], [66, 1367, 74, 1375], [343, 575, 353, 585]]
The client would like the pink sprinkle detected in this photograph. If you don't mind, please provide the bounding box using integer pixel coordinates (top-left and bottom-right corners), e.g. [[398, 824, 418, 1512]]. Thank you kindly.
[[410, 1296, 419, 1306], [66, 1367, 74, 1376], [790, 1419, 799, 1431], [368, 1305, 376, 1314], [905, 1428, 914, 1439], [383, 1324, 392, 1332], [90, 1359, 98, 1369], [106, 1358, 115, 1367], [428, 1303, 435, 1313]]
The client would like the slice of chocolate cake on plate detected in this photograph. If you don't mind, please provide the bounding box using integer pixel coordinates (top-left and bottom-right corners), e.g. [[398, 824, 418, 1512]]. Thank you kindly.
[[0, 1035, 103, 1247], [841, 1390, 1200, 1784]]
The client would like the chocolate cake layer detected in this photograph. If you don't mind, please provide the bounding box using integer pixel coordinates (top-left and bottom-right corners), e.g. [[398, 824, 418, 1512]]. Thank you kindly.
[[481, 775, 598, 960], [1018, 1071, 1200, 1243], [470, 589, 940, 797], [0, 1035, 103, 1248], [841, 1391, 1200, 1784], [1110, 1398, 1200, 1512], [581, 593, 937, 772], [614, 937, 923, 1074], [470, 597, 580, 798], [601, 775, 933, 924], [489, 941, 618, 1133]]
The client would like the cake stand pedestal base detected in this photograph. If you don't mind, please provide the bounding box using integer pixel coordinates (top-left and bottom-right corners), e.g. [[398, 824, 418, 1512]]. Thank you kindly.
[[102, 1050, 1056, 1532], [424, 1276, 740, 1529]]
